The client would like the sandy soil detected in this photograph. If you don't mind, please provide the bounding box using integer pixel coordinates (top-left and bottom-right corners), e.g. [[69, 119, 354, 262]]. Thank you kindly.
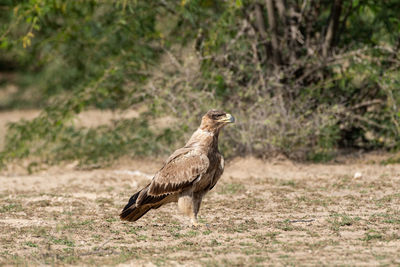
[[1, 156, 400, 266]]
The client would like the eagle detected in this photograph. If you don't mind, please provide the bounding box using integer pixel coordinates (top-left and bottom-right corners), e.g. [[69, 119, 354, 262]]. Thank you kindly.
[[120, 109, 235, 226]]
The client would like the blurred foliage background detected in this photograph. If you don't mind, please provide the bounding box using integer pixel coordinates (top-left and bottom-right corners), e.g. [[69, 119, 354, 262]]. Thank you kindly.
[[0, 0, 400, 169]]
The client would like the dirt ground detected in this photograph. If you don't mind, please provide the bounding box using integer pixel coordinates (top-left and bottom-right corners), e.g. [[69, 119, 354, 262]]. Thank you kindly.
[[1, 154, 400, 266]]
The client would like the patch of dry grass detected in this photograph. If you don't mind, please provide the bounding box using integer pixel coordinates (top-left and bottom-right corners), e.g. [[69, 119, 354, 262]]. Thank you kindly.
[[1, 158, 400, 265]]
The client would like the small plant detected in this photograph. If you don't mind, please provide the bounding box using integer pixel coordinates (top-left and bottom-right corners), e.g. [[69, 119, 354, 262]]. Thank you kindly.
[[24, 242, 38, 248], [0, 203, 23, 213], [362, 230, 384, 242], [50, 237, 75, 247], [328, 213, 360, 233]]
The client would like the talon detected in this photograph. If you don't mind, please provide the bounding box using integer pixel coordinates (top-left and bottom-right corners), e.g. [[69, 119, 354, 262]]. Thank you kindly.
[[191, 218, 199, 227]]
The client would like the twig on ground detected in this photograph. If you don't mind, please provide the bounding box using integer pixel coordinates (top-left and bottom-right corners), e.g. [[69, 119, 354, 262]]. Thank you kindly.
[[288, 219, 315, 223]]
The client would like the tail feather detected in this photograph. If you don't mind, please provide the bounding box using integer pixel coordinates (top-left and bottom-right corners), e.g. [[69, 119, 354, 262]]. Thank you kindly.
[[122, 190, 140, 212], [120, 185, 171, 222], [120, 204, 154, 222]]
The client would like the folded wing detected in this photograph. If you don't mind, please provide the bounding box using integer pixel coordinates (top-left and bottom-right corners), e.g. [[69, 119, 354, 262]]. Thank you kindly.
[[146, 149, 209, 197]]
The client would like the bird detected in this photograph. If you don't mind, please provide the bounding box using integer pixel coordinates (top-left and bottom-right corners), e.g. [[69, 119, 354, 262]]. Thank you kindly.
[[120, 109, 235, 226]]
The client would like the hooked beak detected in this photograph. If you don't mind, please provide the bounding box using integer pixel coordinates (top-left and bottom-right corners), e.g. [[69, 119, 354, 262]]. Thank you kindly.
[[218, 113, 235, 123]]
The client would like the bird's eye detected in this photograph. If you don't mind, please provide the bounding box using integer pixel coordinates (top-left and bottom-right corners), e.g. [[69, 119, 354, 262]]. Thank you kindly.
[[212, 113, 225, 120]]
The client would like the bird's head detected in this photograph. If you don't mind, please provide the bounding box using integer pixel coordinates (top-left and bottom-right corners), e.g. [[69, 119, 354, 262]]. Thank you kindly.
[[199, 109, 235, 132]]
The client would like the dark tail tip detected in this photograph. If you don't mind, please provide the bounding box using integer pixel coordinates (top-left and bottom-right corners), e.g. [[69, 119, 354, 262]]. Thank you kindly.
[[120, 191, 140, 221], [120, 185, 163, 222], [120, 208, 134, 221], [120, 189, 153, 222], [120, 204, 153, 222]]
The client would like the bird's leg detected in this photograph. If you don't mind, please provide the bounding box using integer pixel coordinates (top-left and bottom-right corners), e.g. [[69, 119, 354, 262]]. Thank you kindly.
[[178, 193, 195, 227], [178, 192, 205, 227], [191, 194, 203, 227]]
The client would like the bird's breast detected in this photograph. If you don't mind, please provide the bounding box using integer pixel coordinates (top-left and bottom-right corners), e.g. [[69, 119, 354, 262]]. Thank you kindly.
[[193, 153, 221, 192]]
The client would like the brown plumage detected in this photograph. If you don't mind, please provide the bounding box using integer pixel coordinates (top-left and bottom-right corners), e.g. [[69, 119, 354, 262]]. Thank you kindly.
[[120, 109, 235, 225]]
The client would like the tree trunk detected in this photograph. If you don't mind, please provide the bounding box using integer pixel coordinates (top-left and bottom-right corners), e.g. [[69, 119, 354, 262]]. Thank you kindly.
[[322, 0, 342, 57], [254, 3, 269, 63], [266, 0, 282, 66], [254, 3, 268, 40], [275, 0, 286, 21]]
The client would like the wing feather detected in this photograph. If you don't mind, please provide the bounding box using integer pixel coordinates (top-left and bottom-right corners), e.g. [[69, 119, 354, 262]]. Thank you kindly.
[[209, 154, 224, 191], [148, 149, 209, 196]]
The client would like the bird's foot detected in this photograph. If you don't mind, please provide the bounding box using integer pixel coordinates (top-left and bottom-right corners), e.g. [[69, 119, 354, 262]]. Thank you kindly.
[[191, 218, 199, 228], [190, 219, 212, 230]]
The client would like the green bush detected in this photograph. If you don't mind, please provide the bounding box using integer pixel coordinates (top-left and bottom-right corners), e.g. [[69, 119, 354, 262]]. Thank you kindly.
[[1, 0, 400, 169]]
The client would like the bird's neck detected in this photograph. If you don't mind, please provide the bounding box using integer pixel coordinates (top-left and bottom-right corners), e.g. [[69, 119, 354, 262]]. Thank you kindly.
[[185, 128, 219, 152]]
